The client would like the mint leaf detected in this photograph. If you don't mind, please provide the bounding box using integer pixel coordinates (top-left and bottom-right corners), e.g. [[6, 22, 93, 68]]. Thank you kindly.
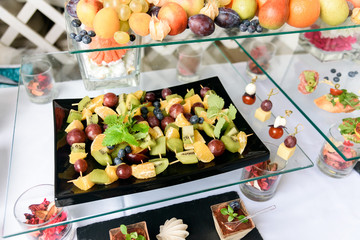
[[137, 235, 146, 240], [129, 232, 138, 239], [120, 225, 127, 235], [208, 94, 225, 110], [122, 133, 139, 146], [132, 123, 149, 133], [207, 106, 220, 119], [214, 117, 226, 138], [227, 205, 234, 214], [228, 216, 234, 222], [220, 208, 228, 215], [103, 126, 125, 146], [227, 104, 237, 120], [237, 215, 248, 223]]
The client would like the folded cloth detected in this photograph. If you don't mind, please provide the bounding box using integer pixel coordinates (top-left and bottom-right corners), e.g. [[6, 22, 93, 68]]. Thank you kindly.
[[0, 66, 20, 88]]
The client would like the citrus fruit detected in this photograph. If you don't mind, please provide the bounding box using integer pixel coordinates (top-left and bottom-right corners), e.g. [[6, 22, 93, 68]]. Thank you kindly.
[[94, 106, 118, 120], [81, 108, 92, 120], [88, 94, 104, 112], [175, 113, 191, 127], [165, 127, 180, 140], [65, 120, 84, 133], [287, 0, 320, 28], [193, 141, 215, 163], [69, 152, 88, 164], [131, 162, 156, 179], [91, 134, 109, 153], [69, 174, 95, 191], [237, 131, 247, 154]]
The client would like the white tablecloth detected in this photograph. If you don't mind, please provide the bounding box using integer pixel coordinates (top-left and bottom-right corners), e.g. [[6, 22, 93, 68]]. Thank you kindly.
[[0, 63, 359, 240]]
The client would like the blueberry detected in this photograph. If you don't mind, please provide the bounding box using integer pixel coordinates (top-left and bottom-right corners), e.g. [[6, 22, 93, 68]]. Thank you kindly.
[[189, 115, 199, 124], [239, 24, 248, 32], [129, 34, 136, 42], [198, 117, 204, 124], [324, 76, 329, 80], [256, 25, 263, 33], [333, 77, 340, 82], [247, 25, 256, 33], [336, 72, 342, 77], [153, 101, 160, 108], [74, 35, 82, 42], [243, 20, 250, 27], [156, 112, 164, 120], [348, 71, 356, 77], [69, 32, 76, 39], [71, 19, 81, 27], [79, 30, 87, 36], [330, 68, 336, 73], [117, 148, 126, 158], [114, 157, 123, 165], [107, 145, 115, 150], [88, 30, 96, 37], [82, 35, 92, 44], [142, 113, 148, 119], [250, 20, 258, 27], [153, 107, 161, 115], [355, 71, 358, 74], [229, 201, 240, 211], [125, 146, 132, 154], [141, 106, 148, 114]]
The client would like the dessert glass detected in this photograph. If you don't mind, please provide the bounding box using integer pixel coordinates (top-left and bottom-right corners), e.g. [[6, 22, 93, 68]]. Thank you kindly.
[[240, 143, 287, 201], [176, 45, 203, 83], [317, 124, 359, 178], [210, 198, 255, 240], [109, 221, 149, 240], [13, 184, 74, 240], [246, 41, 276, 80]]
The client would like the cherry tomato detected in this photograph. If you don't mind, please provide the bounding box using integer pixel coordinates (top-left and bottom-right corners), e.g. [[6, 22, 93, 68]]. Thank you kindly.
[[242, 94, 256, 105], [269, 127, 284, 139], [330, 88, 343, 96]]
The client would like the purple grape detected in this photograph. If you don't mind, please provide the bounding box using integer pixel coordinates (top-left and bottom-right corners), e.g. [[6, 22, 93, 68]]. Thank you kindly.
[[188, 14, 215, 37], [148, 6, 160, 17], [284, 135, 297, 148], [66, 0, 80, 18], [162, 88, 172, 99], [260, 100, 272, 112], [214, 7, 241, 29]]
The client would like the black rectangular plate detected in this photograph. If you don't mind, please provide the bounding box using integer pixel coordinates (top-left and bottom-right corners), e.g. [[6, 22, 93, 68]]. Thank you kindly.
[[53, 76, 269, 206], [76, 191, 263, 240]]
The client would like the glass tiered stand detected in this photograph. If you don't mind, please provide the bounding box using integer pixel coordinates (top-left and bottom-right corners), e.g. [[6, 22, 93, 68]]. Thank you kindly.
[[2, 7, 360, 239]]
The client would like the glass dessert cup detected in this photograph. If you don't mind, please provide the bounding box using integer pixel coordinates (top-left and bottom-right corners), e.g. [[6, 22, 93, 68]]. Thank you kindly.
[[240, 143, 287, 201], [13, 184, 74, 240], [210, 198, 255, 240], [317, 124, 359, 178], [109, 221, 149, 240]]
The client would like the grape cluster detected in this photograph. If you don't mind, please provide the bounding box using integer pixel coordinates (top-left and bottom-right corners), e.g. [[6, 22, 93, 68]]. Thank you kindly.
[[69, 19, 96, 44], [239, 19, 263, 33]]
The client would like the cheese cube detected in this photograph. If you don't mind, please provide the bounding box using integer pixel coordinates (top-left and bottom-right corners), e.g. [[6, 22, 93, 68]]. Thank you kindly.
[[254, 108, 271, 122], [277, 142, 295, 160]]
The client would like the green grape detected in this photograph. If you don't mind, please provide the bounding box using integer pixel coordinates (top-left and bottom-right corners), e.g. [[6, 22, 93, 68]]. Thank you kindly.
[[114, 31, 130, 44], [129, 0, 143, 13], [139, 0, 149, 13], [119, 0, 131, 4], [119, 21, 130, 32], [118, 4, 132, 21]]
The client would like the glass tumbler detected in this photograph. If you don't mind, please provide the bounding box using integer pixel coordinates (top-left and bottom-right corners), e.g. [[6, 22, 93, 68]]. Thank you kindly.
[[240, 143, 287, 201], [246, 41, 276, 80], [317, 124, 359, 178], [176, 45, 203, 83]]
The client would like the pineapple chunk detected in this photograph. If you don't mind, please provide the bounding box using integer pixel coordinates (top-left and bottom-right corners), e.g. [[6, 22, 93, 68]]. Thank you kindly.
[[254, 108, 271, 122], [277, 142, 296, 160]]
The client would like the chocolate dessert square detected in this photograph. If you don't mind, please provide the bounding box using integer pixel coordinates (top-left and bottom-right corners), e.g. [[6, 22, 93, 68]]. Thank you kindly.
[[109, 221, 149, 240], [211, 198, 255, 240]]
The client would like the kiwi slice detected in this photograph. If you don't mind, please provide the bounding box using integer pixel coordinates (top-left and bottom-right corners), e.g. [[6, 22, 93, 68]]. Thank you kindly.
[[167, 138, 184, 153], [71, 143, 86, 153], [78, 96, 91, 112], [88, 169, 110, 184], [184, 88, 195, 99], [86, 114, 99, 125], [165, 123, 179, 134], [67, 109, 82, 123], [166, 94, 183, 101], [149, 158, 169, 175], [150, 136, 166, 156], [203, 122, 215, 138], [176, 150, 198, 164], [221, 135, 240, 153], [92, 149, 112, 166]]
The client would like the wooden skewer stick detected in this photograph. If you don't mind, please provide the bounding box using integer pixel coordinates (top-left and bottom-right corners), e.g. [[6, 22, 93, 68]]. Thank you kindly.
[[72, 103, 79, 106], [246, 133, 253, 137], [188, 135, 194, 143], [148, 146, 152, 151], [170, 160, 180, 165], [159, 153, 162, 159], [200, 84, 204, 89]]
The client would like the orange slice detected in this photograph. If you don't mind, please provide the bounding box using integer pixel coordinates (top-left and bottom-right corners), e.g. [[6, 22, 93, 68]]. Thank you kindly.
[[237, 131, 247, 154], [88, 94, 104, 112], [95, 106, 118, 120], [65, 120, 84, 133], [69, 152, 88, 164], [91, 134, 109, 153], [70, 174, 95, 191], [193, 142, 215, 163], [165, 127, 180, 140], [194, 130, 206, 143], [131, 162, 156, 179], [105, 164, 119, 185], [81, 108, 92, 121], [182, 99, 192, 113], [175, 113, 191, 127], [187, 94, 202, 106]]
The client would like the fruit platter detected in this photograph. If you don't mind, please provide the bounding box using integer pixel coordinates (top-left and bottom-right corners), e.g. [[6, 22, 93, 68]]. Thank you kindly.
[[53, 77, 269, 206], [65, 0, 360, 54]]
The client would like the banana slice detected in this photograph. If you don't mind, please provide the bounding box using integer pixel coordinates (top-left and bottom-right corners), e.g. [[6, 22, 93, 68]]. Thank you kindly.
[[156, 218, 189, 240]]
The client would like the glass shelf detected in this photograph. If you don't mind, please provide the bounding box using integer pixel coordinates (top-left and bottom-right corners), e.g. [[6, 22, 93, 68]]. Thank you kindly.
[[2, 42, 315, 238], [235, 34, 360, 161], [65, 5, 360, 54]]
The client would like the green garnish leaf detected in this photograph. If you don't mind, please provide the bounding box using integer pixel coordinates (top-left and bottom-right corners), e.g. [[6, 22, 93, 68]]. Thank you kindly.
[[126, 235, 131, 240], [133, 132, 148, 140], [214, 117, 226, 139], [137, 235, 146, 240], [132, 123, 150, 133], [220, 208, 228, 215], [207, 106, 220, 119], [208, 94, 225, 110], [120, 225, 127, 235], [227, 104, 237, 120], [122, 132, 139, 146], [228, 216, 234, 222], [227, 205, 234, 214], [237, 215, 248, 223], [129, 232, 138, 239]]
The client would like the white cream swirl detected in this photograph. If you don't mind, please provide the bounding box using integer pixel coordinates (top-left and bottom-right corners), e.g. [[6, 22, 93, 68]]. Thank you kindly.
[[156, 218, 189, 240]]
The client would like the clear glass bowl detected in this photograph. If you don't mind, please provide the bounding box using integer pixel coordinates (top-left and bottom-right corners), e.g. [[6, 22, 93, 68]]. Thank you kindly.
[[13, 184, 74, 240]]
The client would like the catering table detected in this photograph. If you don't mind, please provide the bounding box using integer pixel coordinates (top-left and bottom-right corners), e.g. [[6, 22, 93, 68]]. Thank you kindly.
[[0, 60, 359, 240]]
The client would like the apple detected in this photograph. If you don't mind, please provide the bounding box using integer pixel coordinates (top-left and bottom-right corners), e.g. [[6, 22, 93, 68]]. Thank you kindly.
[[158, 2, 188, 35], [169, 0, 204, 17], [232, 0, 257, 20], [76, 0, 103, 28]]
